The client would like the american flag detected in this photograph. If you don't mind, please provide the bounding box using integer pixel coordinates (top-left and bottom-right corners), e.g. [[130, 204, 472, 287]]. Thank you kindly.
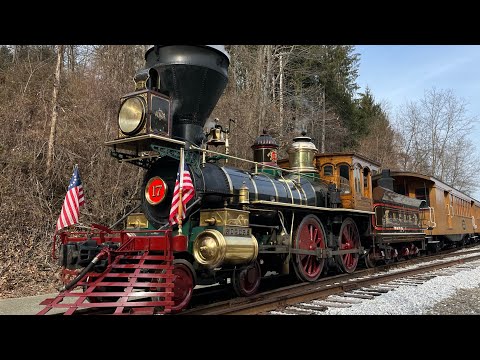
[[169, 162, 195, 225], [56, 165, 85, 231]]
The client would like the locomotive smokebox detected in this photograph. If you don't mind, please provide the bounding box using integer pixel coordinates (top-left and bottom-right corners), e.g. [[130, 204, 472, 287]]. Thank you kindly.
[[145, 45, 230, 145]]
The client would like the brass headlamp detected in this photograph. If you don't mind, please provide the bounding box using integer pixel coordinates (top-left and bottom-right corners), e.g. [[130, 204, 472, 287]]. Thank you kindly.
[[118, 96, 146, 135]]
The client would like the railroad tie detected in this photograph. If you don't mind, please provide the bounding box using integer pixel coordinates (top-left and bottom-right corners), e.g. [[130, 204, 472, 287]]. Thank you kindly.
[[325, 295, 363, 304], [294, 303, 329, 311], [401, 279, 427, 284], [269, 309, 303, 315], [377, 283, 400, 288], [311, 300, 352, 308], [370, 286, 394, 292], [359, 287, 389, 293], [389, 281, 418, 286], [352, 289, 383, 296], [409, 276, 436, 281], [283, 307, 317, 315], [342, 292, 375, 300]]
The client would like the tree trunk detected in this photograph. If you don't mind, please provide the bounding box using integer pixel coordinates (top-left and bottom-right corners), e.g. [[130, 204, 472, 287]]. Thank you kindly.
[[279, 54, 284, 136], [260, 45, 272, 133], [68, 45, 75, 72], [46, 45, 64, 175]]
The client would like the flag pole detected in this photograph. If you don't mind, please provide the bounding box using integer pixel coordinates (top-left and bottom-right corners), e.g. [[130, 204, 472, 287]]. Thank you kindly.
[[177, 147, 184, 235]]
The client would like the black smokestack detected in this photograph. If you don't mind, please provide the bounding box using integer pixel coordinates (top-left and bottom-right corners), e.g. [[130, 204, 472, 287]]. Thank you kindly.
[[145, 45, 230, 145], [378, 169, 395, 191]]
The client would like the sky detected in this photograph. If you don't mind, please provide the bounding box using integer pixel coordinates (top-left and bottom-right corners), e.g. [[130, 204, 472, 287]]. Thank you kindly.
[[355, 45, 480, 199]]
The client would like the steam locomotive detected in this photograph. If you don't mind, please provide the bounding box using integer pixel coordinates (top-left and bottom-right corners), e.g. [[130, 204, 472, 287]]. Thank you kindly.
[[46, 45, 442, 314]]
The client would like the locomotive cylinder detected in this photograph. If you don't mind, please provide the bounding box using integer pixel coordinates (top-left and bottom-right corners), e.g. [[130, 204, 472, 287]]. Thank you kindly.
[[193, 229, 259, 269]]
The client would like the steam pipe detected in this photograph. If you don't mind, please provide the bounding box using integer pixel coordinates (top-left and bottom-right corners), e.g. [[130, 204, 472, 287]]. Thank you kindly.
[[59, 248, 108, 292]]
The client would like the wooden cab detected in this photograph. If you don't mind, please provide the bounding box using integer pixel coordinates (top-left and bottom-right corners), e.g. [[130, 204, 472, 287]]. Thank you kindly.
[[314, 153, 380, 211], [279, 152, 380, 211]]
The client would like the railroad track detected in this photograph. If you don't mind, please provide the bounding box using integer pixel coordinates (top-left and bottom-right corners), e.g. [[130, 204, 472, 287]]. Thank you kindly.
[[48, 244, 480, 315], [180, 245, 480, 315]]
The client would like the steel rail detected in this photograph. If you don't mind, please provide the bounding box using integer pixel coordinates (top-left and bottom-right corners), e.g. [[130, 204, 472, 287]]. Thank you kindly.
[[181, 246, 480, 315]]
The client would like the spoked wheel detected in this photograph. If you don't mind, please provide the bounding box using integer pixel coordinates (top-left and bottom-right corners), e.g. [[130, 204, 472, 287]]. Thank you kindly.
[[171, 259, 195, 313], [151, 259, 195, 313], [398, 246, 411, 261], [233, 260, 261, 297], [365, 247, 382, 268], [335, 218, 360, 273], [292, 215, 326, 282], [383, 248, 397, 265]]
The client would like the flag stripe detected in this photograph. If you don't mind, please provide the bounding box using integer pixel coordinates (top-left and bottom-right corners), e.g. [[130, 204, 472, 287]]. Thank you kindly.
[[169, 162, 195, 226], [56, 166, 85, 231]]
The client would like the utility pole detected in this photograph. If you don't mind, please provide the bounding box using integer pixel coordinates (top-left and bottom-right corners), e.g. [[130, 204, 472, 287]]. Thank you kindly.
[[279, 54, 284, 136], [321, 90, 326, 153]]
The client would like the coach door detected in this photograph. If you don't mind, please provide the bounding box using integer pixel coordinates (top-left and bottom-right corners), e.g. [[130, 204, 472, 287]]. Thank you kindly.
[[445, 191, 453, 229]]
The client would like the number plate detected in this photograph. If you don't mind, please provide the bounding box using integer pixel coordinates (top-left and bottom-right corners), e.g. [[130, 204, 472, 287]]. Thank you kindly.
[[224, 227, 251, 236]]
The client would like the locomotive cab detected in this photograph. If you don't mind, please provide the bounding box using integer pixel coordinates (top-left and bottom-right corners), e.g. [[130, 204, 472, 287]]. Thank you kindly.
[[315, 153, 380, 212], [279, 151, 381, 212]]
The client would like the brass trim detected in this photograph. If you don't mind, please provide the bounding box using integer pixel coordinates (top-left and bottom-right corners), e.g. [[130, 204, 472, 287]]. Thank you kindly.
[[193, 229, 226, 268], [105, 134, 186, 147], [204, 217, 217, 226], [118, 96, 146, 135], [193, 229, 258, 269], [145, 176, 168, 205], [126, 213, 149, 229], [310, 181, 317, 206], [292, 180, 302, 205], [250, 200, 375, 215], [200, 208, 250, 227], [190, 145, 318, 177], [375, 232, 426, 236], [283, 179, 298, 205], [238, 183, 250, 204], [297, 181, 307, 205], [117, 154, 160, 163], [135, 80, 147, 91], [250, 176, 259, 201]]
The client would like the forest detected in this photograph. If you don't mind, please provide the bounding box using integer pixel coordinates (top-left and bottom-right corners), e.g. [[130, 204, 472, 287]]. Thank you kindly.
[[0, 45, 478, 297]]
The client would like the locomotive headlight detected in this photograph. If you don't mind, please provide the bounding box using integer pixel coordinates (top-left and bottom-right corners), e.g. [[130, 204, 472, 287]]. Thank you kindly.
[[118, 97, 145, 135]]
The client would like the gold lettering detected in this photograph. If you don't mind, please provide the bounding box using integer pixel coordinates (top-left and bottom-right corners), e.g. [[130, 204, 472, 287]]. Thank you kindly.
[[153, 184, 163, 197]]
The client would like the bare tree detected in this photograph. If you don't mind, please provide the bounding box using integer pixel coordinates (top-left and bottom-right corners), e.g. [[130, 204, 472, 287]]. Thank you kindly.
[[46, 45, 64, 175], [394, 87, 480, 194]]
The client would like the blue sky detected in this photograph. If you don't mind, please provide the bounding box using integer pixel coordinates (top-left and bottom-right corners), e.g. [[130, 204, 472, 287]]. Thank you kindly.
[[355, 45, 480, 198]]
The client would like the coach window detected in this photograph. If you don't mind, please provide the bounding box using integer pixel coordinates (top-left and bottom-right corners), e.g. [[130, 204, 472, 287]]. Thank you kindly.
[[415, 187, 430, 207], [323, 165, 333, 176], [363, 167, 371, 197], [338, 164, 351, 194], [354, 165, 362, 195]]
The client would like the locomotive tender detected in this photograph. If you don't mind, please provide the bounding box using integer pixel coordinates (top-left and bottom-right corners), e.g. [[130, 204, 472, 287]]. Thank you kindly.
[[49, 45, 479, 314]]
